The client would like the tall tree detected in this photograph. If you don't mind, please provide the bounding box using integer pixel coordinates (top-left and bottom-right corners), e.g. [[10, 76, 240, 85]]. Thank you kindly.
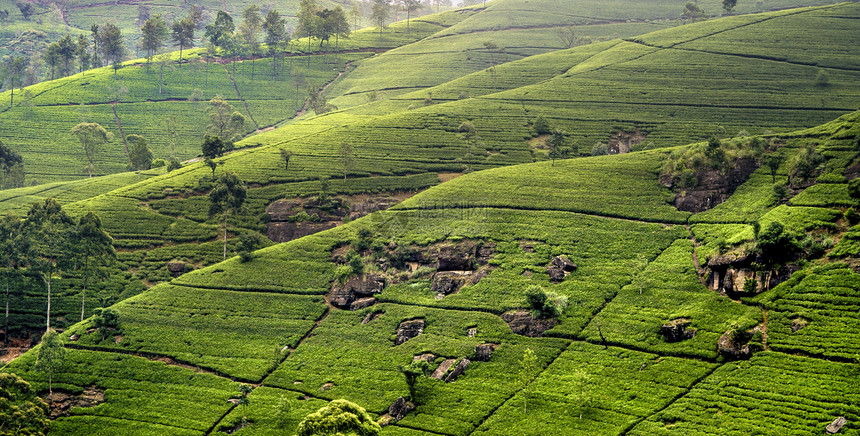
[[371, 0, 392, 37], [295, 0, 320, 70], [44, 42, 60, 81], [126, 134, 153, 170], [349, 1, 362, 31], [209, 172, 247, 260], [205, 10, 235, 49], [70, 122, 114, 178], [90, 24, 101, 68], [171, 17, 195, 69], [141, 14, 168, 71], [263, 9, 287, 79], [75, 34, 91, 74], [68, 212, 114, 322], [0, 372, 49, 434], [2, 55, 27, 107], [240, 4, 263, 79], [402, 0, 422, 32], [26, 198, 73, 332], [339, 142, 355, 180], [207, 96, 246, 141], [0, 140, 24, 189], [99, 23, 126, 78], [723, 0, 737, 14], [34, 329, 66, 395], [327, 7, 350, 61], [0, 214, 28, 346], [57, 34, 78, 77], [188, 4, 204, 29]]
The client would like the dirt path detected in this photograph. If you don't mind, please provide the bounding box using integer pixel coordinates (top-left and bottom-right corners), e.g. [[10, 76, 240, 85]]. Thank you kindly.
[[222, 65, 260, 130]]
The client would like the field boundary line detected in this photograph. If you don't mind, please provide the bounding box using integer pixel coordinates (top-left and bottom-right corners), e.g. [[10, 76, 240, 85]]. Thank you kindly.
[[618, 363, 722, 435]]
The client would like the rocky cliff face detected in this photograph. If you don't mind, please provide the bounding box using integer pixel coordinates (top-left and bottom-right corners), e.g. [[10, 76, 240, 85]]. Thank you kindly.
[[673, 158, 759, 212]]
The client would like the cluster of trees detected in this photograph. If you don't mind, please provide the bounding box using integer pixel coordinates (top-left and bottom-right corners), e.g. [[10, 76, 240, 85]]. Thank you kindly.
[[44, 23, 127, 80], [0, 141, 25, 189], [0, 199, 116, 340]]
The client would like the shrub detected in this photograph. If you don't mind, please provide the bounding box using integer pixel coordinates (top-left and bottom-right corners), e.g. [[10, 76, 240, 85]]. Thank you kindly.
[[92, 307, 121, 341], [591, 142, 608, 156], [533, 115, 551, 135], [526, 285, 569, 319], [845, 207, 859, 225], [167, 158, 181, 172], [743, 277, 757, 294], [296, 399, 381, 436], [151, 158, 166, 168]]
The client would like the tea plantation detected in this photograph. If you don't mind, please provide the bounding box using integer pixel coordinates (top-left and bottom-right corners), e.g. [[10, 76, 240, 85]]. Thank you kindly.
[[1, 1, 859, 435]]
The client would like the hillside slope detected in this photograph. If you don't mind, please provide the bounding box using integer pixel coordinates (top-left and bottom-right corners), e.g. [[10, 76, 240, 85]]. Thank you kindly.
[[5, 98, 860, 435]]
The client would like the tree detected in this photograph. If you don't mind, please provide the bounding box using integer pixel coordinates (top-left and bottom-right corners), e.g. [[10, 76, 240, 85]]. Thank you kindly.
[[141, 14, 168, 70], [127, 134, 153, 170], [75, 34, 90, 74], [0, 214, 28, 346], [171, 17, 196, 69], [762, 152, 784, 183], [518, 348, 538, 413], [682, 1, 704, 21], [202, 138, 226, 161], [71, 122, 114, 178], [401, 0, 422, 32], [325, 7, 350, 61], [207, 96, 246, 141], [56, 34, 77, 78], [556, 23, 589, 49], [296, 0, 320, 70], [240, 4, 263, 79], [548, 129, 570, 165], [787, 144, 823, 187], [0, 141, 23, 189], [280, 149, 292, 170], [44, 42, 60, 81], [398, 359, 429, 403], [99, 23, 126, 78], [533, 115, 551, 135], [0, 372, 49, 434], [459, 121, 481, 172], [15, 2, 34, 21], [188, 4, 204, 29], [847, 178, 860, 205], [350, 1, 362, 31], [263, 9, 287, 79], [568, 368, 593, 419], [723, 0, 737, 13], [34, 329, 66, 396], [210, 172, 247, 260], [205, 10, 235, 48], [92, 307, 120, 341], [525, 285, 569, 318], [296, 399, 381, 436], [2, 55, 27, 107], [90, 24, 102, 68], [26, 199, 73, 332], [338, 142, 355, 180], [203, 157, 219, 177], [69, 212, 114, 322], [756, 221, 795, 267], [371, 0, 392, 36]]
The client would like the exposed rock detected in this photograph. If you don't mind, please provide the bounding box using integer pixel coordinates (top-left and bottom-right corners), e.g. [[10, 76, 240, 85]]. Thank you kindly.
[[431, 271, 468, 295], [826, 416, 847, 434], [330, 274, 386, 309], [320, 382, 334, 392], [443, 359, 470, 382], [388, 397, 415, 421], [608, 128, 646, 155], [350, 297, 376, 311], [395, 319, 425, 345], [551, 255, 578, 272], [430, 359, 456, 380], [47, 385, 105, 419], [477, 242, 496, 265], [547, 267, 566, 283], [166, 261, 187, 278], [674, 158, 759, 212], [69, 334, 79, 342], [502, 310, 557, 337], [466, 327, 477, 337], [361, 311, 383, 324], [520, 241, 536, 253], [718, 331, 752, 361], [413, 353, 436, 363], [471, 266, 494, 284], [437, 241, 478, 271], [707, 252, 754, 268], [790, 318, 809, 332], [474, 344, 496, 362], [660, 318, 696, 342]]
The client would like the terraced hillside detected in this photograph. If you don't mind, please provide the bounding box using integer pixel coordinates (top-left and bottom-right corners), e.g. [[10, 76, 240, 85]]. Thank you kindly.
[[1, 2, 860, 336], [6, 105, 859, 435]]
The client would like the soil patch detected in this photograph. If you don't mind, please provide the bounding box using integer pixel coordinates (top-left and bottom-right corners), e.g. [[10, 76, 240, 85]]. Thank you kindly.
[[46, 385, 105, 419], [608, 127, 646, 154]]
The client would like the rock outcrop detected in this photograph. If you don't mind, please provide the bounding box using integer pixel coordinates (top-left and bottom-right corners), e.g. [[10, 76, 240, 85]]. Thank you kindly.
[[388, 397, 415, 421], [394, 319, 425, 345], [502, 310, 557, 337], [660, 318, 696, 342], [474, 344, 496, 361], [443, 359, 470, 382], [330, 274, 385, 309], [718, 331, 752, 361], [672, 158, 758, 212]]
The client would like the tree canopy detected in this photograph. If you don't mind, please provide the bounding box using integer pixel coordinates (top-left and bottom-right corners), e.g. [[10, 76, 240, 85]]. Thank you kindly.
[[296, 399, 381, 436]]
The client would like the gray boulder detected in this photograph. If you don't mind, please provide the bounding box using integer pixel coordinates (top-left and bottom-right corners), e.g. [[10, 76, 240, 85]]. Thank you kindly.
[[395, 319, 425, 345]]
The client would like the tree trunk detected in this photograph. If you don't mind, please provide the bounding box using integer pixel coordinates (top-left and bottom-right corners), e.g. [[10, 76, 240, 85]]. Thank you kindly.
[[4, 279, 9, 347], [307, 33, 311, 71], [223, 211, 228, 260], [112, 103, 130, 158], [80, 264, 88, 322], [251, 57, 255, 80], [159, 63, 164, 95], [9, 86, 13, 108], [178, 46, 183, 69], [46, 274, 51, 332]]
